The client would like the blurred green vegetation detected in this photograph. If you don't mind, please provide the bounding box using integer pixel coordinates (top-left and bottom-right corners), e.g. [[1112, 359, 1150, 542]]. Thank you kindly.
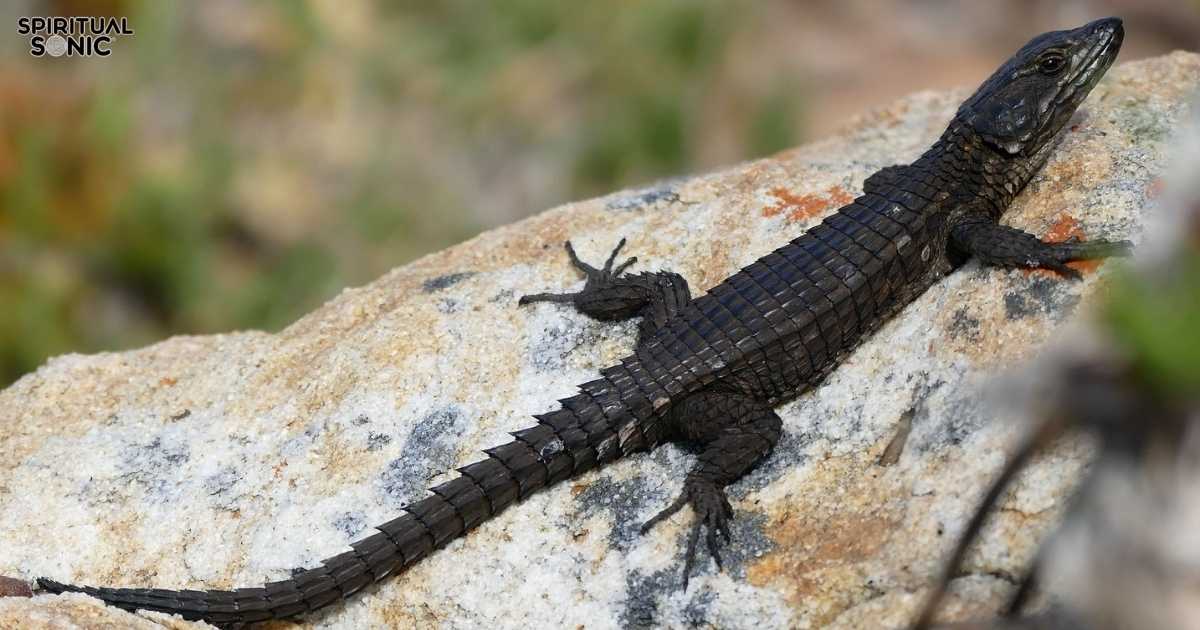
[[0, 0, 806, 386], [1106, 248, 1200, 398]]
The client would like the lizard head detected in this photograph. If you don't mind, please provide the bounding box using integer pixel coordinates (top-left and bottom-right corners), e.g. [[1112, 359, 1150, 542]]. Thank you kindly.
[[958, 17, 1123, 157]]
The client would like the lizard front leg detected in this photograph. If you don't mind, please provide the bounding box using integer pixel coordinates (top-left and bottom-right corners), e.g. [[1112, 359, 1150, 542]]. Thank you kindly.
[[520, 239, 692, 341], [641, 393, 782, 588], [949, 214, 1132, 279]]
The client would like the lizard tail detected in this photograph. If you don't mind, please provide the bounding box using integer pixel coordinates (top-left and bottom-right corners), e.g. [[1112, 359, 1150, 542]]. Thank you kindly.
[[38, 384, 645, 628]]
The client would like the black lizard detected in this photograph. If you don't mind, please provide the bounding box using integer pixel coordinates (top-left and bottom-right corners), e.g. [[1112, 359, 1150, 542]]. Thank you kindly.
[[37, 17, 1129, 627]]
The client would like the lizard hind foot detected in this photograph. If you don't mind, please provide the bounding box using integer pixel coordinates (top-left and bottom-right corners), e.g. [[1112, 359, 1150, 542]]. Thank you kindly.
[[639, 478, 733, 589]]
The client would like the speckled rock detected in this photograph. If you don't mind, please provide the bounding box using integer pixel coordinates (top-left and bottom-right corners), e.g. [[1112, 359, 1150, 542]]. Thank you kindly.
[[0, 52, 1196, 630]]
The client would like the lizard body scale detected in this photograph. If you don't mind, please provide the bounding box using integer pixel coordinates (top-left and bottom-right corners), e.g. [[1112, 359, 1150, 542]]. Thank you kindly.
[[37, 18, 1129, 627]]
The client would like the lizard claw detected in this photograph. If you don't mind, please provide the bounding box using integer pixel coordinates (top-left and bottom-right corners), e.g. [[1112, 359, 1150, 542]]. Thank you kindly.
[[563, 240, 599, 276], [1038, 237, 1135, 281], [1083, 238, 1133, 259], [518, 291, 579, 306], [601, 238, 627, 274], [565, 238, 637, 283], [706, 524, 724, 571], [639, 478, 733, 589], [1033, 237, 1132, 281]]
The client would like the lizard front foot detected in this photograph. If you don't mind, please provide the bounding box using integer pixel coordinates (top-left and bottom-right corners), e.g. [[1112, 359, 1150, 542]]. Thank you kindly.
[[1042, 237, 1134, 280], [639, 477, 733, 589], [519, 239, 637, 306], [520, 238, 652, 321]]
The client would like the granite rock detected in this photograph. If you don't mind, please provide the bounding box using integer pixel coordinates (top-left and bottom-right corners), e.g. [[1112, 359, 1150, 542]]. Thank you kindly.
[[0, 52, 1196, 629]]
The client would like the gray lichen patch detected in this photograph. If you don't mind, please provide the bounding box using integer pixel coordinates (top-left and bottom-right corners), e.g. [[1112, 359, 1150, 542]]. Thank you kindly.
[[949, 307, 983, 342], [604, 181, 683, 211], [573, 475, 656, 550], [620, 567, 716, 629], [116, 433, 192, 502], [202, 467, 243, 499], [379, 406, 471, 506], [421, 271, 477, 293], [1003, 275, 1082, 322], [331, 511, 367, 539]]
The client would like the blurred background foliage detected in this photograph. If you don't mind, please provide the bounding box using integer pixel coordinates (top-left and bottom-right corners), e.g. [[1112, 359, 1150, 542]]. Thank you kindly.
[[0, 0, 1197, 387]]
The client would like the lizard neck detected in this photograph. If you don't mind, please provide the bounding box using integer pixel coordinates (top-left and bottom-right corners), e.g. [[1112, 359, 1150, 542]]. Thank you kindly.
[[914, 118, 1052, 219]]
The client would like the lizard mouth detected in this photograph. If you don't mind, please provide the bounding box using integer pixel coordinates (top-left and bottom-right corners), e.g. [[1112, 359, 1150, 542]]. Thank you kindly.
[[1058, 18, 1124, 109]]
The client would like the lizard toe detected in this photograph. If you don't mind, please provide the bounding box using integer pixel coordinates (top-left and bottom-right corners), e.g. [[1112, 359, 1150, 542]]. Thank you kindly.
[[641, 478, 734, 589]]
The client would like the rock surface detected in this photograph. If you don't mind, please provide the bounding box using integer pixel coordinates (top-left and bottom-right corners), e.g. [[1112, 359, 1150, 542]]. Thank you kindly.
[[0, 52, 1195, 629]]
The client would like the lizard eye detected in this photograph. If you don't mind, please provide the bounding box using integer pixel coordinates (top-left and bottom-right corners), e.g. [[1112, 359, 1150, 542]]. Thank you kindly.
[[1038, 52, 1066, 75]]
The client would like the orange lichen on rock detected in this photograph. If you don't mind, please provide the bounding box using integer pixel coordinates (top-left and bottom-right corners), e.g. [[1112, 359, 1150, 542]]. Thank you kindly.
[[1041, 212, 1102, 275], [763, 185, 856, 223], [1019, 212, 1102, 277], [1043, 213, 1086, 242], [827, 185, 855, 207], [762, 187, 820, 219], [745, 456, 906, 625]]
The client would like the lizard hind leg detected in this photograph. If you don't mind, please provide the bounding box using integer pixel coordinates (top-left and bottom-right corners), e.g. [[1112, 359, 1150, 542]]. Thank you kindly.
[[640, 393, 782, 589], [520, 238, 692, 340]]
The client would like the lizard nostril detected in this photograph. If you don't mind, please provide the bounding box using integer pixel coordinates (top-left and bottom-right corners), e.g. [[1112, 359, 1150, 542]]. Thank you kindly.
[[1095, 17, 1123, 37]]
